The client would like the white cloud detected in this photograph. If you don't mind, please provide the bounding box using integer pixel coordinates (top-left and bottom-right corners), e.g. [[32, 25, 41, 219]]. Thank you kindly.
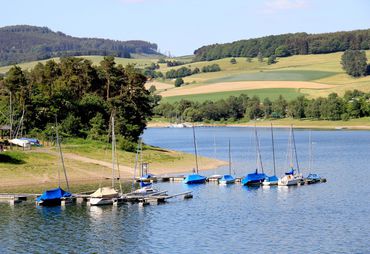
[[263, 0, 309, 13]]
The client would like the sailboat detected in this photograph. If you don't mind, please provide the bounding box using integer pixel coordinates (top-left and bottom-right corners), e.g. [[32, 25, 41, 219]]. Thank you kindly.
[[89, 116, 119, 206], [183, 126, 207, 184], [278, 125, 304, 186], [241, 125, 267, 186], [306, 131, 322, 183], [36, 119, 72, 206], [219, 139, 235, 185], [263, 124, 279, 186]]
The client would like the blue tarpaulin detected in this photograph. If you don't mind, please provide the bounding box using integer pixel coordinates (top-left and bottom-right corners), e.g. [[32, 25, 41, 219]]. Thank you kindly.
[[241, 171, 267, 185], [183, 174, 206, 184], [220, 174, 235, 183], [36, 187, 72, 202]]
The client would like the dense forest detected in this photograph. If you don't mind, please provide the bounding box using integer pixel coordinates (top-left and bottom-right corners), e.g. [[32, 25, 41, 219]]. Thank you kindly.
[[194, 29, 370, 61], [154, 90, 370, 122], [0, 57, 160, 146], [0, 25, 160, 66]]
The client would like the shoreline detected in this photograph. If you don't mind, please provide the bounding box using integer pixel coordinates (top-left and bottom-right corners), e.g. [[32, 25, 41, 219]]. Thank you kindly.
[[0, 147, 227, 192], [147, 120, 370, 130]]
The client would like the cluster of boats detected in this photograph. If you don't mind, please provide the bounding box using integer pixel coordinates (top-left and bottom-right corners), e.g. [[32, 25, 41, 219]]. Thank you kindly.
[[182, 124, 324, 187], [35, 117, 324, 207]]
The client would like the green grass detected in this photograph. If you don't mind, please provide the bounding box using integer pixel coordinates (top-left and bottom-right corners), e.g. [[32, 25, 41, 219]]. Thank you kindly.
[[161, 88, 303, 103], [205, 70, 336, 83]]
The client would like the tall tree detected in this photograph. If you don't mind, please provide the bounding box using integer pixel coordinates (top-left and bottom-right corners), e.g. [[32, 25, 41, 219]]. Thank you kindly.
[[341, 50, 368, 77]]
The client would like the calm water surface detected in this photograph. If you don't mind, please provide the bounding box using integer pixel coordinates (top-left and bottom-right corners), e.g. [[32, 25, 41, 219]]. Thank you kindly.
[[0, 127, 369, 253]]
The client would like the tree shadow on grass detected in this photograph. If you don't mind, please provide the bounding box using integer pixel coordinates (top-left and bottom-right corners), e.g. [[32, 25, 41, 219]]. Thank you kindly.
[[0, 154, 26, 164]]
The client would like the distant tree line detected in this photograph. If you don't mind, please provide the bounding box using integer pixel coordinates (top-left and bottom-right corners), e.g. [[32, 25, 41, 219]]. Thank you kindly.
[[202, 64, 221, 72], [0, 25, 160, 66], [0, 56, 159, 144], [154, 90, 370, 122], [194, 29, 370, 61], [165, 64, 221, 80]]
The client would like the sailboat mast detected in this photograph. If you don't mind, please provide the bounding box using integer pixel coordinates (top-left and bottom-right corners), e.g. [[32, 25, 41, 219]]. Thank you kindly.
[[309, 130, 313, 172], [9, 91, 13, 139], [55, 117, 69, 191], [291, 125, 300, 174], [271, 123, 276, 176], [254, 125, 264, 173], [111, 116, 115, 188], [228, 139, 231, 175], [192, 125, 199, 174], [140, 139, 143, 177]]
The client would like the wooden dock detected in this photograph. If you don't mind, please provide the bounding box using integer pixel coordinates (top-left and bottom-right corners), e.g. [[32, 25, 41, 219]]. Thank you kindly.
[[0, 193, 39, 205]]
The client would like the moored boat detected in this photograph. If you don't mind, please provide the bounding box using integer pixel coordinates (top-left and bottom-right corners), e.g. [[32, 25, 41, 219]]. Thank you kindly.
[[89, 187, 119, 206], [89, 116, 122, 206], [36, 118, 72, 206], [263, 124, 279, 186], [242, 125, 267, 186], [36, 187, 72, 206], [278, 126, 303, 186], [184, 126, 206, 184], [219, 139, 235, 185]]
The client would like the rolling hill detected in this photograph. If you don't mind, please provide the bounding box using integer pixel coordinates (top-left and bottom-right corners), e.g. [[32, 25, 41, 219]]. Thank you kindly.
[[0, 25, 161, 66]]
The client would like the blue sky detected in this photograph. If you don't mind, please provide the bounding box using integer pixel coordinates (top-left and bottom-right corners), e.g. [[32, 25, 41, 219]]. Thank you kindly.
[[1, 0, 370, 56]]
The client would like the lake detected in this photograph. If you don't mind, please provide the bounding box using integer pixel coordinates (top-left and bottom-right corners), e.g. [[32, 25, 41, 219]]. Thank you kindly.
[[0, 127, 369, 253]]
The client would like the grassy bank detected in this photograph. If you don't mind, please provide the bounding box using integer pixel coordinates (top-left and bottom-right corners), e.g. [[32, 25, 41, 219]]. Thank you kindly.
[[0, 139, 226, 192]]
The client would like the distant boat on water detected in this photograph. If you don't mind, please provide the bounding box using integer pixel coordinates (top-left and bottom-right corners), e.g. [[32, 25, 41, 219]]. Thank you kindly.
[[278, 126, 303, 186], [219, 139, 235, 185], [183, 126, 206, 184], [263, 124, 279, 186], [305, 130, 323, 183], [36, 118, 72, 206], [242, 125, 267, 186]]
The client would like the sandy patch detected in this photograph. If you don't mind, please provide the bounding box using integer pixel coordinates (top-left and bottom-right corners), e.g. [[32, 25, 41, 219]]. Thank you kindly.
[[159, 81, 337, 97]]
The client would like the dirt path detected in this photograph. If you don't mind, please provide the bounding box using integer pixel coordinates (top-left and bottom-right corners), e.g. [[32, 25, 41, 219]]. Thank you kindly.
[[159, 81, 336, 97]]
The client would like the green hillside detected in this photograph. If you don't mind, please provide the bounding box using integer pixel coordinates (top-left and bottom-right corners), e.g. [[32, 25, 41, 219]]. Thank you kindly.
[[0, 25, 161, 66]]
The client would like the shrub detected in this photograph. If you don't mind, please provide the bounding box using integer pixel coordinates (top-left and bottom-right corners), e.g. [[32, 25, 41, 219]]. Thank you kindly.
[[174, 78, 184, 87]]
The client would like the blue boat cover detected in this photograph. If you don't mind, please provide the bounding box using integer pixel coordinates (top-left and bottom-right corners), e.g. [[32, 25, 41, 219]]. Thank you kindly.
[[241, 171, 267, 185], [36, 187, 72, 202], [141, 174, 154, 179], [285, 168, 295, 175], [140, 181, 152, 187], [265, 175, 279, 182], [220, 174, 235, 182], [183, 174, 206, 184]]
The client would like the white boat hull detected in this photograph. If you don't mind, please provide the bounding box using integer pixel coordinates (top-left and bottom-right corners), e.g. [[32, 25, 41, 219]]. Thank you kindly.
[[89, 197, 115, 206], [263, 180, 278, 186], [278, 174, 303, 186]]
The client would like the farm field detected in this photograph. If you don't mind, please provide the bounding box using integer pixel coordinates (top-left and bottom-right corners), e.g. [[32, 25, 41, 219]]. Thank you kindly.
[[161, 88, 303, 103], [155, 51, 370, 101], [1, 51, 370, 102]]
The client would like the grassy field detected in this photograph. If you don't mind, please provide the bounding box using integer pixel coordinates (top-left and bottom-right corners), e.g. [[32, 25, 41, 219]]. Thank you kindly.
[[155, 51, 370, 101], [2, 51, 370, 102], [162, 88, 303, 103]]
